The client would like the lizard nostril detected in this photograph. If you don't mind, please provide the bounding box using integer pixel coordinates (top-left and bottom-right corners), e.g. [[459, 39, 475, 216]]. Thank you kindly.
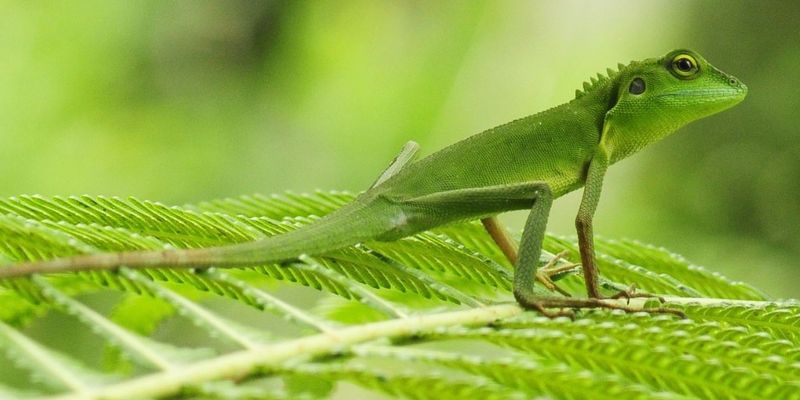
[[729, 78, 738, 86]]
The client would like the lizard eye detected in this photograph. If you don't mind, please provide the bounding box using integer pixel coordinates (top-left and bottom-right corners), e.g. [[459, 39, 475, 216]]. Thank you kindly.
[[671, 54, 699, 78], [629, 77, 645, 94]]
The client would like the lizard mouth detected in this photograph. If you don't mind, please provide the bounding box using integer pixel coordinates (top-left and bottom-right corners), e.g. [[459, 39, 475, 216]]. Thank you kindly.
[[656, 65, 748, 106], [655, 86, 747, 107]]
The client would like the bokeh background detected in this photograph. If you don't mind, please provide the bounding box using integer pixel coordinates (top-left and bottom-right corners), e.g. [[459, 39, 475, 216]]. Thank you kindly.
[[1, 1, 798, 297]]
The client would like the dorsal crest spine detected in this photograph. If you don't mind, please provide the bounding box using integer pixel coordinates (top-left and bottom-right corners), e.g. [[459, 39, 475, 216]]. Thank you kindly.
[[574, 61, 630, 99]]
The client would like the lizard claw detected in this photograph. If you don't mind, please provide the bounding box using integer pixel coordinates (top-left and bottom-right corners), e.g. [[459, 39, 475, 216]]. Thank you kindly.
[[607, 284, 665, 304], [536, 250, 581, 297]]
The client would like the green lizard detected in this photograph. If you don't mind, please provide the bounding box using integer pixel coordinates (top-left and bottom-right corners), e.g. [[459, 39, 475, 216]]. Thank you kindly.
[[0, 49, 747, 316]]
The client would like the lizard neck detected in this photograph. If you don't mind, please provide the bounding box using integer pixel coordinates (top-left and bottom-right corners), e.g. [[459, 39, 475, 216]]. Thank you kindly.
[[572, 73, 688, 165], [604, 107, 690, 165]]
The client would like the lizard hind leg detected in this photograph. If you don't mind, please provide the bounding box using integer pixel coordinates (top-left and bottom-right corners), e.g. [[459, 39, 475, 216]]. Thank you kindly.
[[480, 217, 573, 296], [401, 181, 683, 318]]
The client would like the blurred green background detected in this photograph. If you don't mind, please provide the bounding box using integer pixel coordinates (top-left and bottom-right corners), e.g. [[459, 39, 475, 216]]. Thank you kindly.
[[1, 1, 798, 297]]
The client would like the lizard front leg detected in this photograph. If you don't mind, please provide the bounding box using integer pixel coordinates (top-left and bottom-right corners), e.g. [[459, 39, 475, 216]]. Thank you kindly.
[[574, 144, 680, 313], [575, 146, 608, 299]]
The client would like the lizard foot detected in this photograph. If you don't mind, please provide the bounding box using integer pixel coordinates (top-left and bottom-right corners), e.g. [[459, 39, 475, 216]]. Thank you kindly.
[[606, 284, 666, 303], [536, 250, 580, 297], [515, 293, 685, 319]]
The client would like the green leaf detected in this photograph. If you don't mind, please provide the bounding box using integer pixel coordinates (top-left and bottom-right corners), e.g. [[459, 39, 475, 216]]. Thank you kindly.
[[0, 191, 796, 400]]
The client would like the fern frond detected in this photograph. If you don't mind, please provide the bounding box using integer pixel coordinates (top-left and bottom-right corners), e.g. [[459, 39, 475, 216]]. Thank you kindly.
[[0, 191, 796, 400], [192, 191, 354, 219], [109, 293, 176, 336], [0, 195, 263, 247], [0, 319, 112, 393], [367, 233, 512, 291], [281, 363, 528, 400], [436, 324, 797, 399], [0, 213, 309, 319], [118, 268, 267, 349], [433, 222, 513, 266], [0, 196, 463, 320], [545, 236, 699, 296], [185, 380, 300, 400], [201, 269, 334, 332], [495, 309, 800, 383], [594, 238, 768, 300], [352, 345, 681, 400], [296, 256, 410, 318], [679, 302, 800, 341], [30, 276, 176, 370]]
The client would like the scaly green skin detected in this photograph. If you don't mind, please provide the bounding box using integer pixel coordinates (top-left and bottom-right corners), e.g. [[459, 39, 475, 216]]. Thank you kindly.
[[0, 49, 747, 315]]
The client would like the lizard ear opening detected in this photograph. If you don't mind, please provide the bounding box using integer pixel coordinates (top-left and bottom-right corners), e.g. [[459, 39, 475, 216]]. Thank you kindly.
[[628, 77, 646, 95]]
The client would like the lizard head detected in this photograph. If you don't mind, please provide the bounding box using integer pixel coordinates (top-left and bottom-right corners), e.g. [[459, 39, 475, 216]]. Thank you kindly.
[[602, 49, 747, 162]]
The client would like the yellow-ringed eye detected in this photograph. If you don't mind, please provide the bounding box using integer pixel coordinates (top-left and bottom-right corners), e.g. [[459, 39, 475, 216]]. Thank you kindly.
[[671, 54, 699, 78]]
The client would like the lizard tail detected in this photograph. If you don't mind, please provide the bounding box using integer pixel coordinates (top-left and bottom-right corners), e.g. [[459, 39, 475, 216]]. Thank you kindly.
[[0, 200, 393, 280]]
